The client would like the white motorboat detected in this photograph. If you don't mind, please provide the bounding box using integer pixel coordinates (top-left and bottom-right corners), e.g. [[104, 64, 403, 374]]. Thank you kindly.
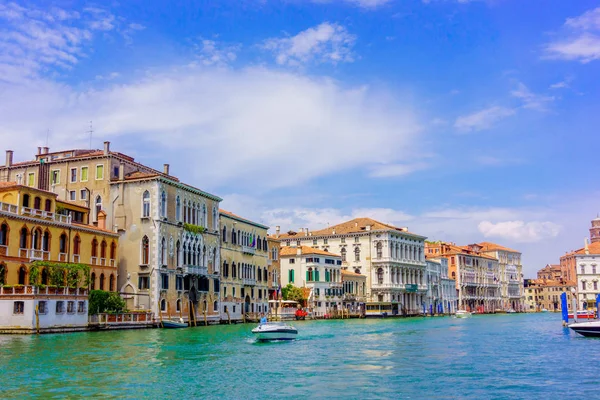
[[252, 322, 298, 341], [569, 320, 600, 337], [455, 310, 472, 318]]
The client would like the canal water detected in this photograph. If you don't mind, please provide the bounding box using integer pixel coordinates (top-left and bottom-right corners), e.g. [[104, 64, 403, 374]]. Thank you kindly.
[[0, 313, 597, 399]]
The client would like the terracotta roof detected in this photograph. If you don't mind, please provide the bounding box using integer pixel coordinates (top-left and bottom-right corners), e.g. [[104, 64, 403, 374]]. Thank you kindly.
[[528, 278, 576, 287], [219, 209, 269, 230], [56, 198, 89, 210], [0, 181, 59, 197], [341, 270, 366, 278], [0, 181, 19, 189], [123, 171, 160, 180], [280, 246, 340, 258], [573, 241, 600, 256], [71, 222, 117, 235], [478, 241, 520, 253], [276, 217, 423, 239]]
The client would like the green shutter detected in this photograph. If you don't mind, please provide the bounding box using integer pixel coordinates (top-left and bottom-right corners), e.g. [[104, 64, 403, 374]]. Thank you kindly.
[[315, 270, 320, 282]]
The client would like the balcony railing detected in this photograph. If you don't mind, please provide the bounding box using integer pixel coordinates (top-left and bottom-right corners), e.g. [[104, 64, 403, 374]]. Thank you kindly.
[[72, 254, 80, 263], [0, 201, 18, 214], [110, 259, 116, 267], [100, 258, 106, 266], [0, 245, 7, 256], [242, 245, 256, 255], [0, 286, 88, 297], [183, 265, 208, 276], [91, 256, 98, 265], [243, 278, 257, 286], [59, 253, 67, 262]]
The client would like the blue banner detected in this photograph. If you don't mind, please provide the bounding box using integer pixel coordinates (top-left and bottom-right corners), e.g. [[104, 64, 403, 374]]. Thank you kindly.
[[561, 292, 568, 323]]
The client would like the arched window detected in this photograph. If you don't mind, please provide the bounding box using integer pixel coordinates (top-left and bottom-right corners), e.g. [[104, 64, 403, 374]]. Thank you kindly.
[[202, 204, 207, 228], [91, 238, 98, 258], [100, 240, 107, 259], [73, 235, 81, 256], [354, 247, 360, 262], [44, 199, 51, 212], [232, 262, 236, 278], [109, 274, 115, 291], [377, 268, 384, 285], [161, 238, 167, 266], [213, 206, 218, 230], [376, 242, 382, 259], [214, 301, 218, 312], [20, 227, 28, 249], [90, 272, 96, 290], [141, 236, 149, 265], [263, 238, 267, 251], [22, 194, 30, 208], [202, 245, 207, 267], [95, 196, 102, 221], [42, 230, 50, 252], [307, 268, 313, 282], [59, 233, 68, 253], [176, 196, 181, 221], [41, 268, 48, 285], [18, 266, 27, 285], [0, 263, 6, 285], [0, 223, 9, 246], [341, 248, 346, 262], [257, 236, 262, 251], [176, 240, 181, 267], [232, 229, 237, 245], [160, 191, 167, 218], [99, 273, 105, 290], [222, 226, 227, 242], [142, 191, 150, 218], [33, 196, 41, 210], [160, 299, 166, 312], [110, 241, 116, 260], [32, 228, 41, 250]]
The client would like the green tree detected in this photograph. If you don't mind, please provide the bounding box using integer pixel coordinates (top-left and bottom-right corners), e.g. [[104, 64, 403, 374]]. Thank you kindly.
[[89, 290, 126, 314], [282, 284, 305, 303]]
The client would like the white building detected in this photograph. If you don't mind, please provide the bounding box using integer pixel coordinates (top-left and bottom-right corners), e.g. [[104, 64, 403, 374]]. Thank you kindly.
[[280, 246, 343, 317], [576, 240, 600, 310], [479, 242, 524, 311], [425, 259, 441, 314], [428, 256, 457, 314], [0, 286, 88, 333], [275, 218, 428, 315]]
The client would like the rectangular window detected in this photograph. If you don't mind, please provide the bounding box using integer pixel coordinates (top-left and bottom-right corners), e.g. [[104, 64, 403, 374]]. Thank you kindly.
[[51, 170, 60, 185], [77, 301, 86, 313], [96, 165, 104, 180], [594, 266, 597, 274], [161, 273, 169, 290], [289, 259, 295, 264], [13, 301, 24, 314], [324, 238, 328, 244], [581, 266, 585, 274], [69, 191, 76, 201], [138, 276, 149, 290], [296, 240, 301, 247], [28, 173, 35, 187], [289, 269, 294, 283], [80, 189, 87, 200], [67, 301, 75, 313], [313, 239, 318, 245], [176, 276, 183, 291], [354, 236, 359, 243], [56, 301, 65, 313], [38, 301, 47, 314], [341, 237, 345, 244], [70, 168, 77, 183], [81, 167, 88, 182]]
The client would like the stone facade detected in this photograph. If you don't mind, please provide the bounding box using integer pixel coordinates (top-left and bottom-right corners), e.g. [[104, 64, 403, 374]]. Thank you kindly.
[[479, 242, 525, 311]]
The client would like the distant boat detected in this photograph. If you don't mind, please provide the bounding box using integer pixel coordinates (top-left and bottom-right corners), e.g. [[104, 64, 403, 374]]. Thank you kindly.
[[569, 321, 600, 337], [252, 322, 297, 341], [162, 319, 188, 329], [568, 310, 595, 320], [541, 309, 549, 312], [455, 310, 471, 318], [506, 309, 516, 314]]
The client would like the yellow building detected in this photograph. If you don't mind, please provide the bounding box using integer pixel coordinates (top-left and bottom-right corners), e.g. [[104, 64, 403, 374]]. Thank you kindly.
[[220, 210, 269, 321], [267, 236, 281, 300], [524, 279, 575, 312], [0, 182, 118, 289]]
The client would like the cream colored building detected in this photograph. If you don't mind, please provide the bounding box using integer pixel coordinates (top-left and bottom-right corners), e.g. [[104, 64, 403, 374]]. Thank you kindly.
[[267, 236, 280, 300], [479, 242, 524, 311], [274, 218, 428, 315], [111, 169, 222, 322], [524, 279, 575, 312], [341, 270, 366, 312], [219, 210, 269, 321]]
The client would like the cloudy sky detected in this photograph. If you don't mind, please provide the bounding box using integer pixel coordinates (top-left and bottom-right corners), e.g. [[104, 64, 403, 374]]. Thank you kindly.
[[1, 0, 599, 277]]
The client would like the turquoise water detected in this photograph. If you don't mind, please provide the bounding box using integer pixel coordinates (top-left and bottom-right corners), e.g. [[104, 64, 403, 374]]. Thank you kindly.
[[0, 313, 597, 399]]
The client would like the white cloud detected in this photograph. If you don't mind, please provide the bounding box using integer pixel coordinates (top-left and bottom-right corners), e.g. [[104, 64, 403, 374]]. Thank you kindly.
[[368, 162, 429, 178], [309, 0, 392, 8], [478, 220, 561, 243], [262, 22, 356, 66], [510, 82, 555, 111], [454, 106, 515, 132], [95, 72, 120, 81], [549, 78, 572, 89], [545, 7, 600, 63], [194, 38, 241, 67]]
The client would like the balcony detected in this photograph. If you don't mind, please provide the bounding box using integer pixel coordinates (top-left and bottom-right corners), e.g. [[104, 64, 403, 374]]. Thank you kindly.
[[100, 258, 106, 266], [242, 245, 256, 255], [183, 265, 208, 276], [0, 201, 18, 214], [0, 285, 88, 297], [243, 278, 257, 286], [329, 282, 343, 288], [0, 245, 7, 256], [91, 256, 98, 265], [58, 252, 67, 262], [72, 254, 80, 263]]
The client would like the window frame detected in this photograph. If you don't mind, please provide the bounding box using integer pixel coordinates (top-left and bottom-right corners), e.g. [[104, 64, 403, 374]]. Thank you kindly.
[[81, 166, 89, 182], [70, 167, 77, 183], [95, 164, 104, 180], [51, 169, 60, 185]]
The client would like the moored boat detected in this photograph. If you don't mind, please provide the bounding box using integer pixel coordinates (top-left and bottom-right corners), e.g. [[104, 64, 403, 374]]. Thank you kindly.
[[252, 322, 298, 341], [162, 319, 188, 329], [568, 310, 596, 320], [455, 310, 471, 318], [569, 321, 600, 337]]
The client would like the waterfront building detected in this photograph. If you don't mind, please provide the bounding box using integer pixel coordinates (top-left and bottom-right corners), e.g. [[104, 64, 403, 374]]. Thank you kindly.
[[219, 210, 269, 322], [274, 218, 428, 315], [425, 256, 457, 314], [425, 258, 441, 314], [425, 242, 501, 313], [478, 242, 525, 311], [267, 236, 280, 300], [537, 264, 562, 280], [110, 169, 222, 322], [575, 240, 600, 309], [279, 246, 343, 317], [523, 279, 575, 312], [0, 182, 118, 289], [559, 216, 600, 283], [341, 269, 366, 313]]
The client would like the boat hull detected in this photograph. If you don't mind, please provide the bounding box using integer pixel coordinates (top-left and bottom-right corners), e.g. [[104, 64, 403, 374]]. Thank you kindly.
[[455, 311, 471, 318], [162, 321, 188, 329], [252, 324, 298, 341], [569, 322, 600, 337]]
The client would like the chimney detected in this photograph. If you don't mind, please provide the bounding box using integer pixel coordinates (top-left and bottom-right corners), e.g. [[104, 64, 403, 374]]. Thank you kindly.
[[97, 210, 107, 230], [332, 229, 336, 234], [103, 141, 110, 156], [355, 222, 358, 227], [37, 147, 42, 155], [585, 238, 589, 255], [163, 164, 170, 175], [119, 162, 125, 180], [5, 150, 13, 167], [276, 226, 280, 237], [366, 225, 371, 231], [296, 247, 302, 256], [43, 147, 49, 154], [304, 228, 308, 236]]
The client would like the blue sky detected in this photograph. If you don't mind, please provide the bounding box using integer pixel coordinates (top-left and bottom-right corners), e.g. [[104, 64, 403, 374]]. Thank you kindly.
[[1, 0, 599, 276]]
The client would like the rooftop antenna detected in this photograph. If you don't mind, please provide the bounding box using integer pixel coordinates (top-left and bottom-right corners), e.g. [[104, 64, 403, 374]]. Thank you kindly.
[[87, 121, 93, 149]]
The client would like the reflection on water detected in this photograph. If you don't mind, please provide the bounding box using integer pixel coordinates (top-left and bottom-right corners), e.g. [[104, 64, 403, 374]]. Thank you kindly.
[[0, 313, 597, 399]]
